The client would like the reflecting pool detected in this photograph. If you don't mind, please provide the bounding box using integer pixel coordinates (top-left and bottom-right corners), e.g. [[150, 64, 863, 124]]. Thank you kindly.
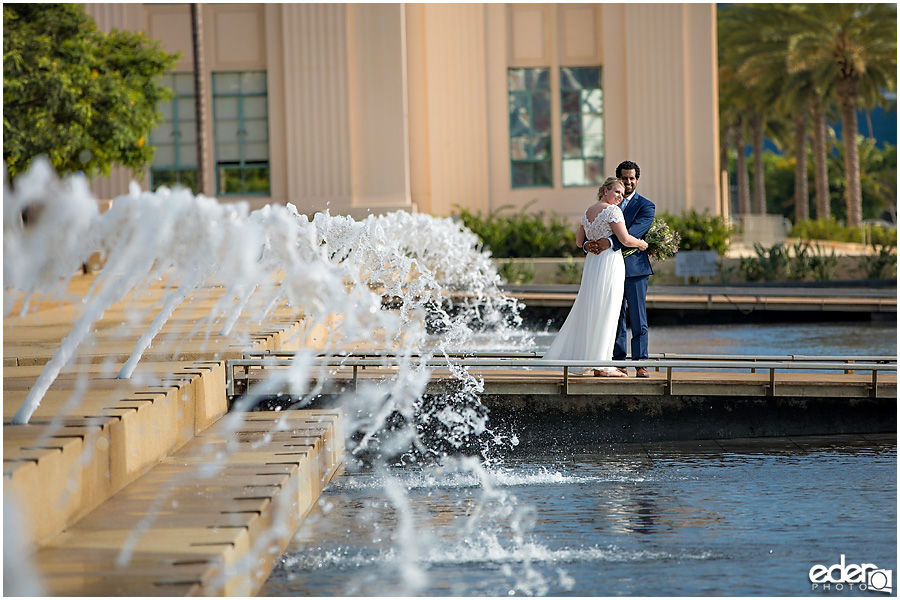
[[262, 322, 897, 597], [262, 436, 896, 596]]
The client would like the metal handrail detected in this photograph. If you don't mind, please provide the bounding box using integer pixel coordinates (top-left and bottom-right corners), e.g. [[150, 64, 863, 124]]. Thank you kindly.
[[231, 357, 897, 370], [501, 284, 899, 299], [226, 354, 897, 398], [242, 349, 897, 363]]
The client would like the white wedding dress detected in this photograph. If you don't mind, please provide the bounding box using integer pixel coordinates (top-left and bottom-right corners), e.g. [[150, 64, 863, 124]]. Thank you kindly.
[[543, 205, 626, 375]]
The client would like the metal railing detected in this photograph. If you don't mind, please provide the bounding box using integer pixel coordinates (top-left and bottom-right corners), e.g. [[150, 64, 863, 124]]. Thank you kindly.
[[226, 351, 897, 399]]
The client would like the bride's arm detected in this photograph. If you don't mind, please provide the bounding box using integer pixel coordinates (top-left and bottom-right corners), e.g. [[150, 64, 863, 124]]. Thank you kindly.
[[611, 220, 648, 250]]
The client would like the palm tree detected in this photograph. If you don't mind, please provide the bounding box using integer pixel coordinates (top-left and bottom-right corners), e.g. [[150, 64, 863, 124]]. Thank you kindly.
[[734, 118, 751, 215], [722, 3, 822, 221], [791, 104, 810, 221], [748, 112, 767, 214], [719, 3, 797, 216], [787, 4, 897, 227], [718, 6, 771, 215], [717, 59, 751, 215], [809, 101, 831, 220], [828, 137, 898, 225]]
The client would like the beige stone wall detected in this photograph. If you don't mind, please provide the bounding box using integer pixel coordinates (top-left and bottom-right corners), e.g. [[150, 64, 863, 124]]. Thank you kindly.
[[83, 3, 720, 220]]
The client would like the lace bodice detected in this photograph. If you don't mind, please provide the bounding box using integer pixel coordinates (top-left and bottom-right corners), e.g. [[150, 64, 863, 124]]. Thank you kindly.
[[581, 205, 624, 240]]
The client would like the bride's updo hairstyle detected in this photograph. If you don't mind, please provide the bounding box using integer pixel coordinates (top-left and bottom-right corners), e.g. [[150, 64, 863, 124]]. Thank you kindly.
[[596, 176, 624, 202]]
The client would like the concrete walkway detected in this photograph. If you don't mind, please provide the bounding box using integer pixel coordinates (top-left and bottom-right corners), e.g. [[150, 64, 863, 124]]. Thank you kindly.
[[499, 283, 897, 313], [3, 274, 344, 596]]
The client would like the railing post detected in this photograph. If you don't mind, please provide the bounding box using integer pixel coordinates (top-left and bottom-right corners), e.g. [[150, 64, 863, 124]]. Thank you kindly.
[[666, 366, 673, 395], [768, 368, 775, 397], [563, 366, 569, 396], [870, 369, 878, 398]]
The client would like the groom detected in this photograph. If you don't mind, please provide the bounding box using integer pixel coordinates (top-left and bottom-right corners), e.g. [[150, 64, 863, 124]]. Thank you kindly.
[[584, 160, 655, 377]]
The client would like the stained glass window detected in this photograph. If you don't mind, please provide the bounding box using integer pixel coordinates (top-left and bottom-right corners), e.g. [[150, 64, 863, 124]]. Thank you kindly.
[[560, 67, 603, 187], [508, 68, 552, 188]]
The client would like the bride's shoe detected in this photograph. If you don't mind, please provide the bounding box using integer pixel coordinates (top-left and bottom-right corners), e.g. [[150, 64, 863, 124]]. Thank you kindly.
[[594, 368, 627, 377]]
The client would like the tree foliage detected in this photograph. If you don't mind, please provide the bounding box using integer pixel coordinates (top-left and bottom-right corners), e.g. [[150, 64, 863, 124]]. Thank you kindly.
[[751, 140, 897, 224], [3, 3, 180, 180], [718, 3, 897, 227]]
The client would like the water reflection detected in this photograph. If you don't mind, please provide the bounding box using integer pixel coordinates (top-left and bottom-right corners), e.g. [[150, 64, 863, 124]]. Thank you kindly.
[[264, 437, 896, 596], [528, 321, 897, 358], [265, 317, 897, 596]]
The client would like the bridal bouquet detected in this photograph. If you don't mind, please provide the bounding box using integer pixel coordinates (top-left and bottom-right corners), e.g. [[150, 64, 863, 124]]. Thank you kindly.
[[622, 218, 680, 261]]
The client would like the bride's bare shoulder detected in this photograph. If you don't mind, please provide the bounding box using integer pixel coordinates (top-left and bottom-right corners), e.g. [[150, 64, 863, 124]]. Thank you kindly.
[[585, 202, 609, 221]]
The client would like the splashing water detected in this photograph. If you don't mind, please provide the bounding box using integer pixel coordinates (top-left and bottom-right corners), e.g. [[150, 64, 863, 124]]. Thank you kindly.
[[3, 158, 553, 593]]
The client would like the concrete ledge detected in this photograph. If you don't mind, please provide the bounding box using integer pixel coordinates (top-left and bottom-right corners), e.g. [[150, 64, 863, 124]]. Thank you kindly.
[[4, 275, 315, 549], [480, 393, 897, 446], [4, 420, 115, 545], [31, 409, 344, 597], [3, 361, 229, 547]]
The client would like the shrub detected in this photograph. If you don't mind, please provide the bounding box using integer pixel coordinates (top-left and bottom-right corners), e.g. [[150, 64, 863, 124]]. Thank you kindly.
[[784, 240, 813, 281], [657, 210, 733, 255], [739, 243, 789, 281], [555, 257, 583, 284], [497, 260, 535, 284], [739, 240, 846, 282], [807, 243, 839, 281], [453, 200, 577, 258], [791, 217, 844, 241], [790, 218, 897, 246], [857, 242, 898, 279]]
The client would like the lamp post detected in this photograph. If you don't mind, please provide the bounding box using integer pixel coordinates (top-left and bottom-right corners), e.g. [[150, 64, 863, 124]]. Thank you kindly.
[[191, 3, 208, 195]]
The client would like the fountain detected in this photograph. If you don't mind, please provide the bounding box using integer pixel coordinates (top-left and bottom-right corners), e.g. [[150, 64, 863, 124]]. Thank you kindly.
[[3, 158, 546, 595], [5, 160, 895, 596]]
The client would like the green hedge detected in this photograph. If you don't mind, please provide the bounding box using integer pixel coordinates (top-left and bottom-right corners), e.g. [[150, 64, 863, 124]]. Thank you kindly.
[[790, 218, 897, 246], [453, 201, 577, 258], [455, 204, 736, 258], [657, 210, 733, 255]]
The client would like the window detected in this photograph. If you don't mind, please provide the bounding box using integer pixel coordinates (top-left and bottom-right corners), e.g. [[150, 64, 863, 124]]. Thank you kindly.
[[507, 66, 604, 189], [212, 72, 270, 195], [561, 67, 603, 187], [150, 73, 198, 193], [508, 68, 552, 188]]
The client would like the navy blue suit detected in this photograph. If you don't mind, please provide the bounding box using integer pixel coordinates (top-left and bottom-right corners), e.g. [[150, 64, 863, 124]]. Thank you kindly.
[[610, 192, 655, 361]]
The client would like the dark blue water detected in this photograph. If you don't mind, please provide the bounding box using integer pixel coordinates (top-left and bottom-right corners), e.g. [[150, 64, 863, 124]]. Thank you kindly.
[[262, 323, 897, 596], [262, 438, 896, 596], [536, 321, 898, 359]]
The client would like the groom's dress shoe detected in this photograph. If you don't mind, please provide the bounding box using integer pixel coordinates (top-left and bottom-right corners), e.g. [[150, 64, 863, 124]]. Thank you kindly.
[[635, 367, 649, 378]]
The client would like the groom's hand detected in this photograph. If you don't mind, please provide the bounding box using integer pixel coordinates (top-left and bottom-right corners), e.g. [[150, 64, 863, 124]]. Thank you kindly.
[[584, 239, 611, 254]]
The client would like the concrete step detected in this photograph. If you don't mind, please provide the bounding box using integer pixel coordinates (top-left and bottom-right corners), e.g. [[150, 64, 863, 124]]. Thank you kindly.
[[29, 409, 343, 596], [3, 273, 349, 594], [3, 361, 228, 547]]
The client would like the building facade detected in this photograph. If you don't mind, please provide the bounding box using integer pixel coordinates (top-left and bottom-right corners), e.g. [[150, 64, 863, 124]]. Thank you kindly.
[[84, 3, 722, 222]]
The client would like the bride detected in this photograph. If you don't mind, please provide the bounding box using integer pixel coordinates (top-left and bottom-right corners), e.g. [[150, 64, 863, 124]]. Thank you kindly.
[[543, 177, 648, 377]]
